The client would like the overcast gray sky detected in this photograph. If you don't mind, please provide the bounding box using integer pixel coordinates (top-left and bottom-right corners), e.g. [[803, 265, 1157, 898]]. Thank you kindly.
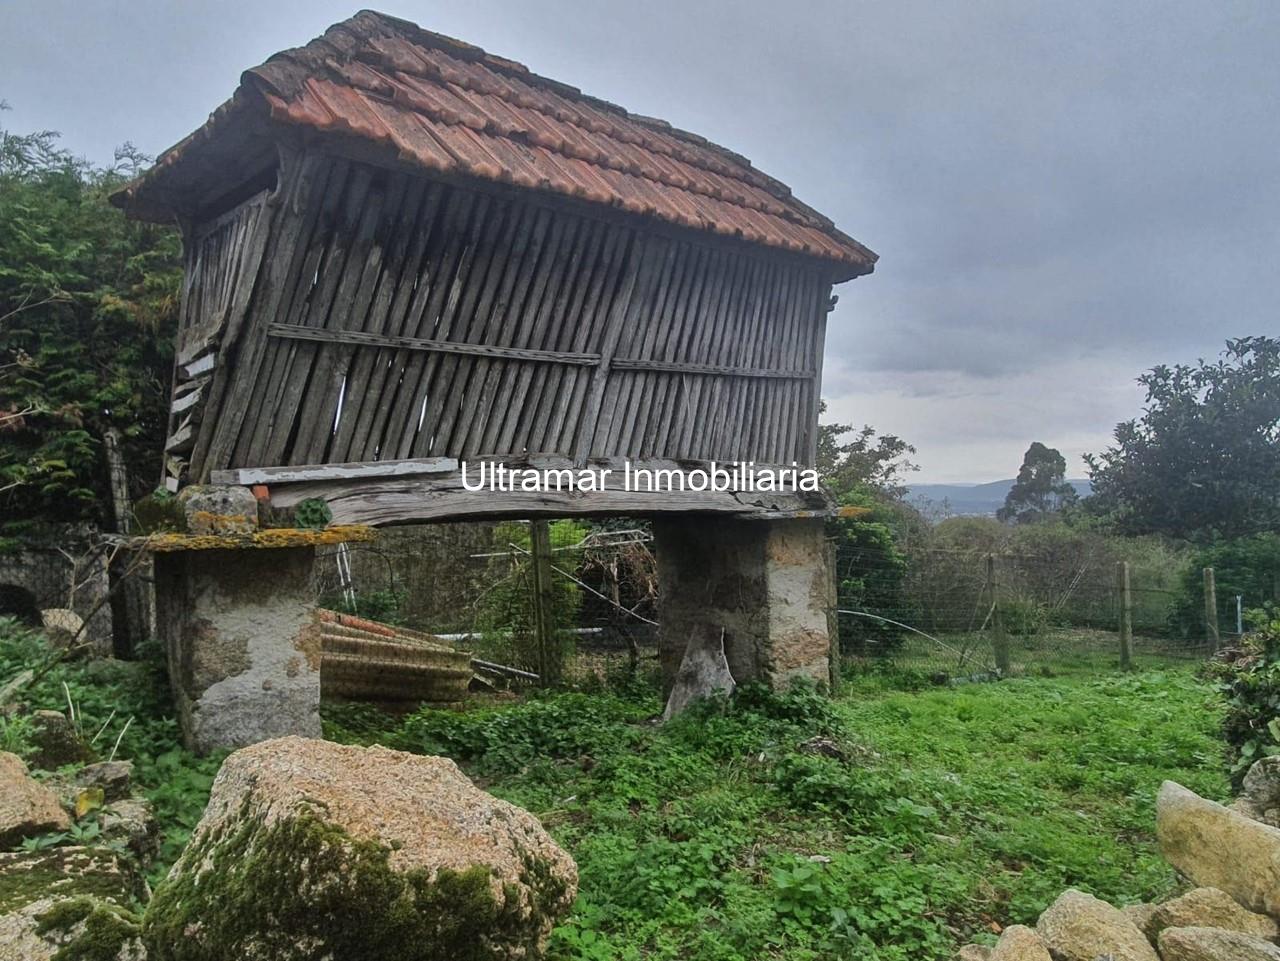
[[2, 0, 1275, 483]]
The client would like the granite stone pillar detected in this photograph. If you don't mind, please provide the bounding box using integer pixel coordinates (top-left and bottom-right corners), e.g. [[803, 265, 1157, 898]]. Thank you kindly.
[[653, 516, 833, 692], [153, 546, 321, 753]]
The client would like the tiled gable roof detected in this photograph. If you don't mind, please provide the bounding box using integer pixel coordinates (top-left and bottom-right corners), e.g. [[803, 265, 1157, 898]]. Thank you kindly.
[[117, 10, 875, 278]]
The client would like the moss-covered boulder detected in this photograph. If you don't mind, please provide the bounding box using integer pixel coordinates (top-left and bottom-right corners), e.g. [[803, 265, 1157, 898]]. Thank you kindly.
[[0, 897, 145, 961], [142, 736, 577, 961]]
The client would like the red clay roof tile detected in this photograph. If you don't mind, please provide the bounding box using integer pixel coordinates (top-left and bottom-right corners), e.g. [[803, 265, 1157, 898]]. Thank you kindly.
[[117, 9, 875, 277]]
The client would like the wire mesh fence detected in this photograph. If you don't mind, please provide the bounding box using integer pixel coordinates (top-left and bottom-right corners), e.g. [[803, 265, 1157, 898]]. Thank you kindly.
[[833, 541, 1272, 678], [7, 518, 1276, 700]]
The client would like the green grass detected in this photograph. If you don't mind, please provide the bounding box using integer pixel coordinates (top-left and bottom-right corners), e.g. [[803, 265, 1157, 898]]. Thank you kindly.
[[325, 667, 1229, 961], [857, 626, 1209, 678], [0, 616, 1229, 959]]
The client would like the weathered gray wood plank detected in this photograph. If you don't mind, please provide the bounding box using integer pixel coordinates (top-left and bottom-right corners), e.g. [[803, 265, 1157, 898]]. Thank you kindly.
[[210, 457, 457, 485]]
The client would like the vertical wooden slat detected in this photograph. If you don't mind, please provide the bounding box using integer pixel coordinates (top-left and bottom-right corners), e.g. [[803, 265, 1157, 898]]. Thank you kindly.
[[575, 235, 658, 461], [368, 187, 478, 460], [543, 224, 630, 455], [402, 192, 510, 456], [205, 153, 343, 474], [329, 177, 437, 462], [337, 180, 447, 462], [424, 200, 537, 456], [292, 173, 408, 462], [457, 206, 558, 456]]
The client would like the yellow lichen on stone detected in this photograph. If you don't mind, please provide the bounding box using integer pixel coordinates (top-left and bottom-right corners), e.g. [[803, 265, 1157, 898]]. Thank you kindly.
[[130, 526, 376, 553]]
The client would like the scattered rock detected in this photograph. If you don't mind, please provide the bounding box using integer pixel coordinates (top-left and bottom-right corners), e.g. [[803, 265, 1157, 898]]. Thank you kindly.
[[100, 799, 158, 863], [798, 735, 845, 760], [75, 760, 133, 803], [1157, 780, 1280, 915], [142, 736, 578, 960], [1122, 902, 1158, 936], [0, 752, 70, 848], [1240, 758, 1280, 826], [1035, 889, 1158, 961], [176, 484, 258, 534], [958, 944, 992, 961], [989, 924, 1051, 960], [0, 896, 145, 961], [28, 710, 93, 770], [39, 608, 84, 649], [1158, 925, 1280, 961], [1146, 887, 1279, 942], [1245, 758, 1280, 809], [0, 669, 33, 710]]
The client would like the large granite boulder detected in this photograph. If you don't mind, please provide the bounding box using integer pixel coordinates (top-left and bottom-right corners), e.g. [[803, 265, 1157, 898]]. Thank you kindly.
[[1034, 889, 1158, 961], [1158, 925, 1280, 961], [143, 736, 577, 961], [0, 752, 70, 848], [1157, 780, 1280, 915], [1145, 887, 1279, 943]]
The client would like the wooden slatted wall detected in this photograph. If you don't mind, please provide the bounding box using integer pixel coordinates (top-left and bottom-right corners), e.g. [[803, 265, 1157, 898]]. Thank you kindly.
[[192, 153, 831, 480]]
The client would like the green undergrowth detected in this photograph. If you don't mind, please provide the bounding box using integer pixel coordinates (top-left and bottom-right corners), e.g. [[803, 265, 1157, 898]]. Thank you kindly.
[[323, 668, 1228, 961], [0, 619, 222, 882]]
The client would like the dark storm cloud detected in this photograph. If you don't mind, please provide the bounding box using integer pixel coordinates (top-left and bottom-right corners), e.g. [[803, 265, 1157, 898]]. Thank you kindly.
[[2, 0, 1276, 479]]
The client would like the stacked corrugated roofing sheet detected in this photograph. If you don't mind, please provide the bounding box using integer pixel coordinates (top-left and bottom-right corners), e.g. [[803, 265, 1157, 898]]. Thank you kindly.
[[123, 10, 875, 276]]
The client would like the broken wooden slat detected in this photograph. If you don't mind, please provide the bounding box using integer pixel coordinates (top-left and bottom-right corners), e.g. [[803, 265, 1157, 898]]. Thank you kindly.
[[210, 457, 457, 486]]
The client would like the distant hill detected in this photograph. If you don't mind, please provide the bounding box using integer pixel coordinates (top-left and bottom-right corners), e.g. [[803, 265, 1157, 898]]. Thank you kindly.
[[905, 479, 1091, 517]]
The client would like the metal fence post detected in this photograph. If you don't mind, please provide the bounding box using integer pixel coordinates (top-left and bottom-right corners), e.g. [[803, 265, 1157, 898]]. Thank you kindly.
[[529, 519, 559, 686], [989, 553, 1010, 674], [1203, 566, 1220, 651], [1117, 560, 1133, 669]]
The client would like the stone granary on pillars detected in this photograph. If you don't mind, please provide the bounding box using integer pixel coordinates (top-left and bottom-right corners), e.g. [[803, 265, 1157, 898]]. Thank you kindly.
[[113, 10, 877, 751]]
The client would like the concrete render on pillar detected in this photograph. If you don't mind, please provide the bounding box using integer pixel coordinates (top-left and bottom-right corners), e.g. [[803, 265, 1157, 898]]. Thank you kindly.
[[653, 516, 833, 691], [154, 547, 322, 753]]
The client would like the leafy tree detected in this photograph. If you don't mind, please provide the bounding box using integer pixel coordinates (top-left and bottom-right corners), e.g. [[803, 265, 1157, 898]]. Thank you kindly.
[[1085, 337, 1280, 541], [997, 442, 1078, 524], [0, 107, 180, 539], [815, 401, 917, 499]]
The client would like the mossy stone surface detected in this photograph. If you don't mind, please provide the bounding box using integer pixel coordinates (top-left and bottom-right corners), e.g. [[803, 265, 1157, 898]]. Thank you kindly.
[[0, 847, 139, 915], [34, 897, 144, 961], [143, 811, 568, 961]]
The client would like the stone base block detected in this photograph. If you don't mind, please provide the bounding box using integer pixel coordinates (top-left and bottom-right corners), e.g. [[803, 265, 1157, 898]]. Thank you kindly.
[[653, 516, 833, 692], [154, 547, 321, 753]]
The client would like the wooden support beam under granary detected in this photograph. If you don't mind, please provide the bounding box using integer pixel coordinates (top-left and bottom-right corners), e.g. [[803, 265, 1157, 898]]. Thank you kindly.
[[112, 8, 876, 522], [111, 9, 877, 749]]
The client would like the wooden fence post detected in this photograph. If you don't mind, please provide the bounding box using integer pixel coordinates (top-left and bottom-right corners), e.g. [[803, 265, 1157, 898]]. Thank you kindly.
[[989, 554, 1010, 674], [1204, 566, 1220, 652], [529, 519, 559, 686], [1117, 561, 1133, 670]]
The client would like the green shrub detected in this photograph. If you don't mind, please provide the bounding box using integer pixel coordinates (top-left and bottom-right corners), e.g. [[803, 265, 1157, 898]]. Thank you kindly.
[[1213, 611, 1280, 785]]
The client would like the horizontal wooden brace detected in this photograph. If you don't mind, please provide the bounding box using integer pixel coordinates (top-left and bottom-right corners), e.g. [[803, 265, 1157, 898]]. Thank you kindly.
[[268, 323, 813, 380], [210, 456, 459, 486], [266, 469, 831, 525], [267, 323, 601, 366], [610, 358, 816, 379]]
